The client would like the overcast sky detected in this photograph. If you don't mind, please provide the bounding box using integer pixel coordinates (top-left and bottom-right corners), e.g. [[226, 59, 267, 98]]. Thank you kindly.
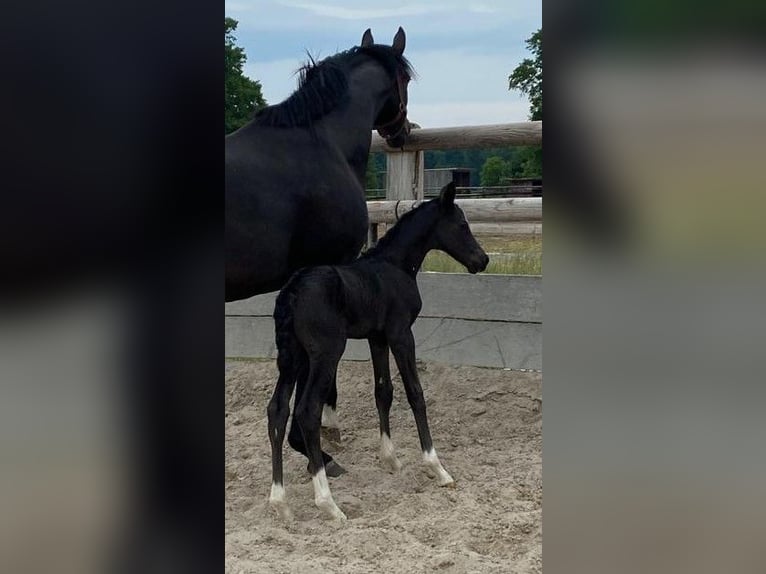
[[225, 1, 541, 128]]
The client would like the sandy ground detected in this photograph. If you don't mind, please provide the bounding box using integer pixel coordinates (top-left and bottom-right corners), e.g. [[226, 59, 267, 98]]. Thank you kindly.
[[225, 359, 541, 574]]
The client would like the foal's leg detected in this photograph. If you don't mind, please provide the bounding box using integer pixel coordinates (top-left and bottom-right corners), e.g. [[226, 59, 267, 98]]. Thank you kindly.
[[295, 354, 347, 521], [389, 328, 455, 487], [321, 372, 341, 442], [266, 361, 297, 520], [369, 335, 402, 473], [287, 360, 345, 477]]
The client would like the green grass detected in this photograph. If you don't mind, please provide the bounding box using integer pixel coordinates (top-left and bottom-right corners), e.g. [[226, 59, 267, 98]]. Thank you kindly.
[[421, 234, 542, 275]]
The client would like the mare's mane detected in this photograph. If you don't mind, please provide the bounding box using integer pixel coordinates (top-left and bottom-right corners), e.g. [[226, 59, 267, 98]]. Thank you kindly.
[[253, 45, 413, 129]]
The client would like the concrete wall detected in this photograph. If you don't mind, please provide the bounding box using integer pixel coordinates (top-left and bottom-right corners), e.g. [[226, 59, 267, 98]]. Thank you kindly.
[[225, 273, 541, 370]]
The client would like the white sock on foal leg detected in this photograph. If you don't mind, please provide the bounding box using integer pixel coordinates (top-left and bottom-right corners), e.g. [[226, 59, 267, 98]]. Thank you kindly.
[[269, 482, 293, 520], [423, 448, 455, 487], [379, 433, 402, 472], [321, 405, 339, 429], [312, 468, 347, 521]]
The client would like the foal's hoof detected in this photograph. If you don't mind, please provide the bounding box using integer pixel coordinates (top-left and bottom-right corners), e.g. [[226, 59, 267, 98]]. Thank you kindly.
[[306, 460, 346, 477], [325, 460, 346, 477], [268, 498, 293, 521], [380, 455, 403, 474], [321, 426, 342, 444]]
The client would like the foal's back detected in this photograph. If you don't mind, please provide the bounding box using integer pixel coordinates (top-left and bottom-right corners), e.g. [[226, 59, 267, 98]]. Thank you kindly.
[[283, 259, 421, 344]]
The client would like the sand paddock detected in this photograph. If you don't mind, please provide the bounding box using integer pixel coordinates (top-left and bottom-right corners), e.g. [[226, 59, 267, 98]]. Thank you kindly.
[[225, 358, 541, 574]]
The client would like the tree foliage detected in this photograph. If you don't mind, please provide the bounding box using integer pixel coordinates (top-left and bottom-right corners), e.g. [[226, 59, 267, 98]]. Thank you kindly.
[[225, 18, 266, 134], [508, 29, 542, 177], [509, 29, 542, 121], [480, 156, 509, 186], [365, 157, 378, 191]]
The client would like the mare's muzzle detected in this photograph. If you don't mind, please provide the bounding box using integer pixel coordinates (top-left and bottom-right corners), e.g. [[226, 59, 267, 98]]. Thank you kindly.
[[377, 108, 410, 148], [466, 251, 490, 274]]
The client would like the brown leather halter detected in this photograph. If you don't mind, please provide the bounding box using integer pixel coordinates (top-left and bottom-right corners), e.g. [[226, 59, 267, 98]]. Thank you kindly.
[[375, 68, 410, 141]]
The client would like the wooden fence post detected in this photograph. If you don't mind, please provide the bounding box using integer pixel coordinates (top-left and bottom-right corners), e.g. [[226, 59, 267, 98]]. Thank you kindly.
[[385, 150, 424, 200], [365, 121, 543, 246]]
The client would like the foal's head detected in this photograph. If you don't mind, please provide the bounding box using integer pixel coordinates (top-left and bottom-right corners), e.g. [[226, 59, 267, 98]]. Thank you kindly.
[[430, 183, 490, 274]]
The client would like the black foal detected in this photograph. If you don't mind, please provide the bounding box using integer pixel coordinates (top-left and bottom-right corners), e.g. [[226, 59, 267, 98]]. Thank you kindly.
[[266, 182, 489, 520]]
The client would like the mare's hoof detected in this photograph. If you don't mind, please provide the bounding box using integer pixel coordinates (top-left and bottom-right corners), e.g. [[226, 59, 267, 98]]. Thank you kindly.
[[321, 426, 342, 444]]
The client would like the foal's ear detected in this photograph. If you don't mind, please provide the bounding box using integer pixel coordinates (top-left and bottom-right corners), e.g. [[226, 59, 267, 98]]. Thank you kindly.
[[361, 29, 374, 47], [392, 27, 406, 55], [439, 182, 456, 210]]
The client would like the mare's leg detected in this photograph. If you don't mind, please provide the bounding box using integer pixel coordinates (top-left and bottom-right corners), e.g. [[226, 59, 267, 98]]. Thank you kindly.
[[287, 358, 345, 477], [266, 352, 298, 520], [369, 334, 401, 473], [294, 352, 347, 520], [389, 328, 454, 487]]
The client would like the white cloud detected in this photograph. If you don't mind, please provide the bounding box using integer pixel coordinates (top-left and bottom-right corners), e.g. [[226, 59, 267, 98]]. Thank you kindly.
[[247, 45, 533, 128], [236, 0, 539, 127], [468, 3, 497, 14], [276, 1, 447, 20], [408, 101, 530, 129], [405, 48, 520, 104]]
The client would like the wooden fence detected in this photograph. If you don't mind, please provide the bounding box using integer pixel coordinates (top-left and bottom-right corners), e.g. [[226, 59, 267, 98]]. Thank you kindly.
[[226, 274, 542, 370], [367, 122, 542, 242], [225, 123, 544, 370]]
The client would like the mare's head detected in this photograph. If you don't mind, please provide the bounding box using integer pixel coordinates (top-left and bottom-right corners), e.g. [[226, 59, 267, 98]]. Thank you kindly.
[[360, 27, 412, 148], [430, 183, 489, 274]]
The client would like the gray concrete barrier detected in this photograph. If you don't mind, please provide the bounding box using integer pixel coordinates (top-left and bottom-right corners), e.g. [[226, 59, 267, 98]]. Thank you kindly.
[[225, 272, 542, 370]]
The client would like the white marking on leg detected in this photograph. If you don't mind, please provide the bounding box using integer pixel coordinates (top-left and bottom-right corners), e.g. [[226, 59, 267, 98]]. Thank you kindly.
[[312, 468, 347, 521], [321, 405, 339, 429], [268, 482, 293, 520], [379, 433, 402, 472], [423, 448, 454, 487]]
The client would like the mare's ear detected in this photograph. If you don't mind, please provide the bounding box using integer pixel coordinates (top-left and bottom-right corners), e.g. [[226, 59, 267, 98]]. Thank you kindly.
[[392, 27, 406, 55], [361, 29, 374, 47], [439, 182, 456, 210]]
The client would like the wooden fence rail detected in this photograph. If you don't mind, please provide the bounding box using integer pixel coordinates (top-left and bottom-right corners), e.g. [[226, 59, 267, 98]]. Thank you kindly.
[[367, 197, 542, 224], [366, 122, 542, 242], [370, 122, 542, 153]]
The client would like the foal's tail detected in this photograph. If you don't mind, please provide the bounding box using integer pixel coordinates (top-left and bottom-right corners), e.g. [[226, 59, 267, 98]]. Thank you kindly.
[[273, 269, 310, 379]]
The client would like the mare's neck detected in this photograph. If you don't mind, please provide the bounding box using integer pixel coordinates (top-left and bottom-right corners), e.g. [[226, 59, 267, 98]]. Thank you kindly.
[[316, 59, 391, 186]]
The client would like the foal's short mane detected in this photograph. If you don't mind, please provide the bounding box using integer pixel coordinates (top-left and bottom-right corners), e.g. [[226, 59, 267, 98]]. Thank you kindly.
[[253, 45, 414, 129], [362, 199, 437, 260]]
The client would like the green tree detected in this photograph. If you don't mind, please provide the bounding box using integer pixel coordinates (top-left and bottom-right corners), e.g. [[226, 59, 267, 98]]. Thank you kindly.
[[480, 156, 510, 187], [365, 156, 378, 191], [517, 146, 542, 178], [509, 29, 542, 177], [509, 29, 542, 121], [225, 17, 266, 134]]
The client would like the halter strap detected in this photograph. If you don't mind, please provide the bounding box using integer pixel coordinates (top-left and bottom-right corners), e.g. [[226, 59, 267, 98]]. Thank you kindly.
[[375, 69, 409, 139]]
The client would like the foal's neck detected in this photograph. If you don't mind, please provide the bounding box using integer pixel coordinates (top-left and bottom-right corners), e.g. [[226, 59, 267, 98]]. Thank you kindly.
[[375, 207, 436, 277]]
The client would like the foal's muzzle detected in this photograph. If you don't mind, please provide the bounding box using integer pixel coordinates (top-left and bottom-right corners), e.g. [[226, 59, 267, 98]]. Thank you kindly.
[[467, 252, 490, 274]]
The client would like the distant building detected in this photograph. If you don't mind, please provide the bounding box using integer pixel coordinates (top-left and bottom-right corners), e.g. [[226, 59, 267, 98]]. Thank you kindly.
[[500, 177, 542, 196], [423, 168, 472, 196], [374, 167, 542, 198]]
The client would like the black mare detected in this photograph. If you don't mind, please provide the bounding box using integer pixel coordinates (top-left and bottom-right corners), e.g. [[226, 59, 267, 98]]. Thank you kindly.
[[267, 183, 490, 520], [226, 29, 413, 446]]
